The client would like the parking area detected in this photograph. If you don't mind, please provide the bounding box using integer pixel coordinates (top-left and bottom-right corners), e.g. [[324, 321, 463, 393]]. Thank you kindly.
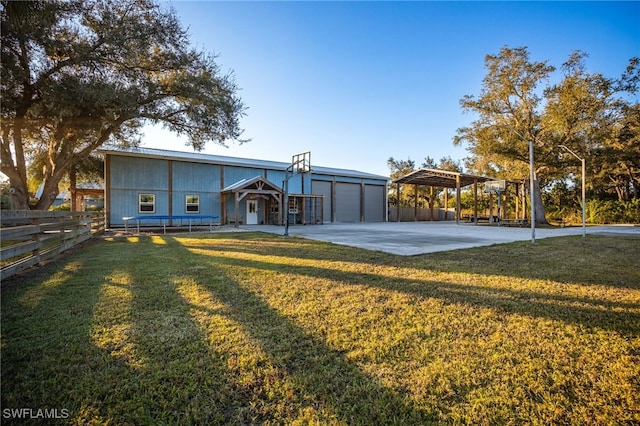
[[246, 222, 640, 255]]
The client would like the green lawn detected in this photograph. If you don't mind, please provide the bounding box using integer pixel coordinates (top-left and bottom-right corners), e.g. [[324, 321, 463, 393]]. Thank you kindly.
[[1, 232, 639, 425]]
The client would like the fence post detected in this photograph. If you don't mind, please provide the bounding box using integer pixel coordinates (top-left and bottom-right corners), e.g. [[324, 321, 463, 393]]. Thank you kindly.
[[31, 215, 41, 265]]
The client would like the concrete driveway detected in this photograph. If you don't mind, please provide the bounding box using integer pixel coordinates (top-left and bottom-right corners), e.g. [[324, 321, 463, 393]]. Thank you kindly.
[[245, 222, 640, 255]]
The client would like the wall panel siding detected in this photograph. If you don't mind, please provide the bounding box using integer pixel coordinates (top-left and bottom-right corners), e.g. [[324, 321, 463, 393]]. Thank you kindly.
[[109, 189, 170, 225], [170, 162, 221, 217], [106, 150, 388, 227], [223, 166, 265, 187], [362, 178, 388, 185], [310, 174, 333, 182], [335, 182, 361, 222], [172, 192, 221, 217], [266, 170, 286, 190], [109, 156, 169, 225], [334, 176, 362, 184], [110, 156, 168, 190], [172, 162, 221, 191]]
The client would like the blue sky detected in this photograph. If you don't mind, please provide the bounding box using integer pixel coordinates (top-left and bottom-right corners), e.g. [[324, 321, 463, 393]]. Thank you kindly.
[[144, 1, 640, 177]]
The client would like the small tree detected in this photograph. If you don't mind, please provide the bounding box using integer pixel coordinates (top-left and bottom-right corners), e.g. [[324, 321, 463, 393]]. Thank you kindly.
[[387, 157, 416, 207], [1, 0, 246, 210]]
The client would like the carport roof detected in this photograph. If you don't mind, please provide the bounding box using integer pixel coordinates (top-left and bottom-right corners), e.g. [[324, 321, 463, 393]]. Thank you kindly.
[[392, 168, 494, 188]]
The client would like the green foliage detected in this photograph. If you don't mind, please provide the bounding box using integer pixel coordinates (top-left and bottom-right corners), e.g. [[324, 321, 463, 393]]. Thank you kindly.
[[2, 233, 639, 424], [590, 103, 640, 201], [455, 46, 639, 224], [541, 179, 640, 224], [586, 198, 640, 224], [387, 156, 417, 207], [1, 0, 246, 210], [48, 203, 71, 212]]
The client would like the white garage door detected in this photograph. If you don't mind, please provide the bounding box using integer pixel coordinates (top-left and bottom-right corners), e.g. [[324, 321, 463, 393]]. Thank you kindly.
[[335, 182, 361, 222], [364, 184, 385, 222]]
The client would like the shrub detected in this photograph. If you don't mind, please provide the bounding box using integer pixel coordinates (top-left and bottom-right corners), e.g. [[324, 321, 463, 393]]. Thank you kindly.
[[586, 198, 640, 224]]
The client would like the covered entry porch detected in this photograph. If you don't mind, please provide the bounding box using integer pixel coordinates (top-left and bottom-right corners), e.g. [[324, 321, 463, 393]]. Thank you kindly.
[[221, 176, 283, 227]]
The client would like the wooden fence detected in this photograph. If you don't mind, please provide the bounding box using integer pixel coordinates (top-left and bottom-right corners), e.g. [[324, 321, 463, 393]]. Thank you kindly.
[[0, 211, 105, 281], [388, 207, 455, 222]]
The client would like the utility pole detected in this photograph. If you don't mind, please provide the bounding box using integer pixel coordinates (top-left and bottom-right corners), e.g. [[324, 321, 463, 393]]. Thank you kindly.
[[500, 124, 536, 243]]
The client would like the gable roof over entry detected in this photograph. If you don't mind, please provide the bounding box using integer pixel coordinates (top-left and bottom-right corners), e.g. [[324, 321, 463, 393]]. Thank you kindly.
[[221, 175, 282, 195], [221, 176, 283, 227]]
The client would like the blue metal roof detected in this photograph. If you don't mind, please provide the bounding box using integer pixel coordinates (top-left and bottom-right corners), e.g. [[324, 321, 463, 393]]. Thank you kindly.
[[100, 146, 389, 181]]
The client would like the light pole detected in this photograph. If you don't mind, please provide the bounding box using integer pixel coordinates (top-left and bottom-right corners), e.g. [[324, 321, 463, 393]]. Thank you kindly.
[[559, 145, 586, 238], [528, 138, 536, 244]]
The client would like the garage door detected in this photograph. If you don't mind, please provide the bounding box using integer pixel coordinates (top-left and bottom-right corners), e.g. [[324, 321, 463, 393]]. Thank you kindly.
[[312, 180, 332, 223], [364, 184, 385, 222], [335, 182, 361, 222]]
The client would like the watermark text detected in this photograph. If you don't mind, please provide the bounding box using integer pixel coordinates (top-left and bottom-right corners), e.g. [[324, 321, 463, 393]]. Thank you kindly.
[[3, 408, 69, 420]]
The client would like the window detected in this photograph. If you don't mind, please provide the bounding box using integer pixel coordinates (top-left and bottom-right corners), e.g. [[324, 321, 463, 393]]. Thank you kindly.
[[186, 195, 200, 213], [139, 194, 155, 213]]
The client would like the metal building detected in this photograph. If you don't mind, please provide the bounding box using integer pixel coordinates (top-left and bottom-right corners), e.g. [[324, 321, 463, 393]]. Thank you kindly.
[[101, 147, 389, 228]]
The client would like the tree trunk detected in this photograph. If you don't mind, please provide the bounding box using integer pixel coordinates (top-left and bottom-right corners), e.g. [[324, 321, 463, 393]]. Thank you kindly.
[[70, 163, 77, 211], [5, 115, 31, 210], [9, 177, 31, 210], [35, 182, 60, 210], [533, 176, 548, 225], [35, 167, 67, 210]]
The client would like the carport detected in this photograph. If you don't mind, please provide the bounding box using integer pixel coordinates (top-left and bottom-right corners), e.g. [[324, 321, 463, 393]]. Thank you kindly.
[[392, 168, 494, 224]]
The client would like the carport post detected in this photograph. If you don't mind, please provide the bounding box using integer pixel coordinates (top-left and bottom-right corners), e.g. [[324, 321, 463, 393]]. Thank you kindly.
[[234, 193, 240, 228], [515, 182, 519, 219], [429, 186, 434, 221], [444, 190, 449, 220], [473, 180, 478, 225], [455, 175, 461, 224], [520, 182, 525, 220], [414, 184, 418, 221], [396, 183, 400, 222]]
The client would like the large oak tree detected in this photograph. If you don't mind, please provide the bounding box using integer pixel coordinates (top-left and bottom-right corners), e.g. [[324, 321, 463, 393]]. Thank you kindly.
[[1, 0, 246, 209], [455, 46, 638, 224], [454, 46, 555, 224]]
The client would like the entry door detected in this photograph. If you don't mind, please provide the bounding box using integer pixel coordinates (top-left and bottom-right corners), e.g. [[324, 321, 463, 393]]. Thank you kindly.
[[246, 200, 258, 224]]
